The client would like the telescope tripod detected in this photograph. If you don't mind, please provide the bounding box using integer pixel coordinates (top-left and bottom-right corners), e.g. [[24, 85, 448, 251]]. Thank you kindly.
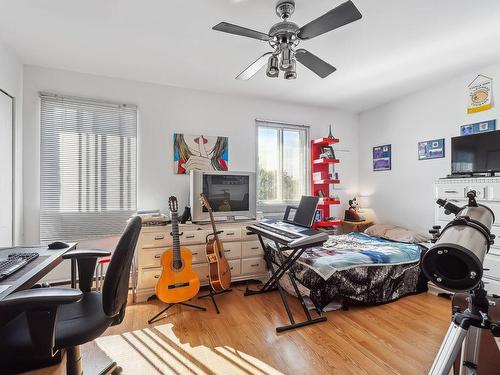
[[429, 285, 500, 375]]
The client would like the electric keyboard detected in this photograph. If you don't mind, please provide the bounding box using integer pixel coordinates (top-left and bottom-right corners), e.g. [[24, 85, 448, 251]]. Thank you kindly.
[[0, 252, 39, 281], [248, 219, 328, 248]]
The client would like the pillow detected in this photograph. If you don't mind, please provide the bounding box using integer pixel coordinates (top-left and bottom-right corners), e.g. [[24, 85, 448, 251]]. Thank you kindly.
[[364, 224, 430, 243]]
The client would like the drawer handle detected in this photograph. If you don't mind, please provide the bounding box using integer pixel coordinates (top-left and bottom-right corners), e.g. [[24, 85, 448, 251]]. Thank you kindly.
[[230, 267, 234, 270], [185, 235, 195, 239], [226, 232, 235, 236], [154, 235, 165, 240], [246, 232, 257, 236], [192, 252, 198, 256], [250, 247, 259, 250], [224, 249, 231, 252], [250, 263, 260, 267], [444, 190, 458, 194], [154, 275, 160, 279], [154, 255, 161, 259]]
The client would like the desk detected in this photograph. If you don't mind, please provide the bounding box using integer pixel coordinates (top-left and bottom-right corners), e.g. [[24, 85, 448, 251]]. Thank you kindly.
[[0, 244, 76, 301]]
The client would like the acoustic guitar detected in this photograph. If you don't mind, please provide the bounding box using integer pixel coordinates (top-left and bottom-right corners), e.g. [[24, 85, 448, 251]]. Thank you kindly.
[[200, 194, 232, 291], [155, 196, 200, 303]]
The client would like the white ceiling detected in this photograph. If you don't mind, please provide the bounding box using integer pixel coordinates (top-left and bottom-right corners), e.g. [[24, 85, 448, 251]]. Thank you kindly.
[[1, 0, 500, 112]]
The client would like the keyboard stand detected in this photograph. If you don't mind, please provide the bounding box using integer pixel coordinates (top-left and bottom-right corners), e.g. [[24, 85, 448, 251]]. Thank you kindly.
[[244, 233, 327, 333]]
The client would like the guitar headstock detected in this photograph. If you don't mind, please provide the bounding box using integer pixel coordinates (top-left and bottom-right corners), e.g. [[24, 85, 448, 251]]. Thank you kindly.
[[199, 194, 212, 212], [168, 196, 178, 213]]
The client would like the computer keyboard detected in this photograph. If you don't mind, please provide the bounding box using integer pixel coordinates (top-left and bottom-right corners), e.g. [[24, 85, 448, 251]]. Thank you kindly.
[[0, 252, 39, 281], [253, 222, 302, 239]]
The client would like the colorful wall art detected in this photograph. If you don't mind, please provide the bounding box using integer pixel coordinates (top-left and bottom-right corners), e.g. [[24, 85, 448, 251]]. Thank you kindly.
[[373, 144, 391, 171], [173, 133, 228, 174], [418, 138, 445, 160]]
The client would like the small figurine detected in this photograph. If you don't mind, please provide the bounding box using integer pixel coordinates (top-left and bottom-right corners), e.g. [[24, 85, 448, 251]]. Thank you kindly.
[[344, 197, 365, 222]]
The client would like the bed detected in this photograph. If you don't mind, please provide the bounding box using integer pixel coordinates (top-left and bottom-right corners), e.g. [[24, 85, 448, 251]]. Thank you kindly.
[[268, 231, 429, 311]]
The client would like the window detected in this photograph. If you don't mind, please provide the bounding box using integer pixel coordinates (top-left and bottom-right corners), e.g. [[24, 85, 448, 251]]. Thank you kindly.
[[40, 93, 137, 242], [256, 120, 309, 210]]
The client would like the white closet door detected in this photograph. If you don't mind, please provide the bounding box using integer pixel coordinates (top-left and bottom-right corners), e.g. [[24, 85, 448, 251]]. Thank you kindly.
[[0, 91, 13, 246]]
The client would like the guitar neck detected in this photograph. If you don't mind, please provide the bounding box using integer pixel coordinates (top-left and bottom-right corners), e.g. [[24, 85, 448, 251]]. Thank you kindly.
[[208, 208, 221, 245], [171, 212, 181, 262]]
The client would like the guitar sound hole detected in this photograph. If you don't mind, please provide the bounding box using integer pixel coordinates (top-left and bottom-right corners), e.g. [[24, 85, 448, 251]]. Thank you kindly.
[[172, 259, 184, 271]]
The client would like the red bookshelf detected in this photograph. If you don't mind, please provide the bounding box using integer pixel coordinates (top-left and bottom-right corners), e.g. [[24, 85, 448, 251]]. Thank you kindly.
[[311, 137, 341, 230]]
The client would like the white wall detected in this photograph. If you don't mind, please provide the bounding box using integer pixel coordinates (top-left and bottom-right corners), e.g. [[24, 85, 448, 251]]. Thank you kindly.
[[23, 65, 359, 245], [0, 40, 23, 244], [358, 61, 500, 233]]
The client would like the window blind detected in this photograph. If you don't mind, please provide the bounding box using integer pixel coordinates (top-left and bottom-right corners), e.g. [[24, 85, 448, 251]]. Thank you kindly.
[[40, 92, 137, 243]]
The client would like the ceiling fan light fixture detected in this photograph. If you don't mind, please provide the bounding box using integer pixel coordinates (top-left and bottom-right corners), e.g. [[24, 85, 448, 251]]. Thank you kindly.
[[266, 55, 279, 78], [280, 47, 292, 70], [284, 60, 297, 80]]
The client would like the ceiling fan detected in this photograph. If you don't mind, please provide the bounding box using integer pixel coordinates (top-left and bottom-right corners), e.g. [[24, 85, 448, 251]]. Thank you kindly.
[[212, 0, 362, 80]]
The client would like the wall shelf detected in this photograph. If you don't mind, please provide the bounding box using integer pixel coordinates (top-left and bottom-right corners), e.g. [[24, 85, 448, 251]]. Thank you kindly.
[[313, 158, 340, 165], [311, 136, 341, 230], [312, 137, 340, 146]]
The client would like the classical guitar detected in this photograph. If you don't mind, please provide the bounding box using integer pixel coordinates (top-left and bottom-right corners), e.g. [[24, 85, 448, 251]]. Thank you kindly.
[[155, 196, 200, 303], [200, 194, 232, 292]]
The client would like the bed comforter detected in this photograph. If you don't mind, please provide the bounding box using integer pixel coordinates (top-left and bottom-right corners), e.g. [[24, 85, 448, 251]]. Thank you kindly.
[[268, 232, 429, 310]]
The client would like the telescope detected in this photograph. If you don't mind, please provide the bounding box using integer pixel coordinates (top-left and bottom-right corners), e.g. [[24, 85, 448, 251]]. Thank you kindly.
[[423, 191, 500, 375], [422, 190, 495, 292]]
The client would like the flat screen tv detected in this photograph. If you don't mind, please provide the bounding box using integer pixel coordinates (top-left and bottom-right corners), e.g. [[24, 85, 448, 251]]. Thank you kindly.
[[451, 130, 500, 175], [190, 170, 256, 222]]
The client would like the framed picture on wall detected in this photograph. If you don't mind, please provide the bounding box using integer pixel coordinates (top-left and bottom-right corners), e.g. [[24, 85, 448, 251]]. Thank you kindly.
[[373, 144, 391, 171], [460, 120, 496, 136], [418, 138, 445, 160]]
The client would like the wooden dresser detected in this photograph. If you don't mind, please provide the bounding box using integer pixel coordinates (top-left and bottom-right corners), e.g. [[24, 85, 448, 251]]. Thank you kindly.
[[132, 221, 268, 302]]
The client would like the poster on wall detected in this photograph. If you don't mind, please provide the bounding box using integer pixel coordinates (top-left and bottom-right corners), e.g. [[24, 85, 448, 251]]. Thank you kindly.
[[418, 138, 445, 160], [467, 75, 493, 114], [373, 144, 391, 171], [460, 119, 496, 136], [173, 133, 229, 174]]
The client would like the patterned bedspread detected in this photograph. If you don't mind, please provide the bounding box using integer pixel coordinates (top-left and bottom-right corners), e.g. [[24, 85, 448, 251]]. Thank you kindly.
[[287, 232, 422, 280], [268, 233, 429, 310]]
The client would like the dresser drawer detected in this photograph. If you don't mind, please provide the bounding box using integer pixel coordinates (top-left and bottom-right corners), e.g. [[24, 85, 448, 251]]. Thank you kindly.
[[142, 232, 171, 248], [139, 247, 166, 268], [179, 229, 208, 245], [484, 254, 500, 281], [221, 241, 241, 260], [241, 227, 259, 240], [228, 259, 241, 276], [241, 257, 267, 274], [483, 277, 500, 296], [189, 244, 207, 263], [192, 263, 210, 283], [140, 267, 162, 289], [219, 228, 241, 241], [242, 240, 264, 257]]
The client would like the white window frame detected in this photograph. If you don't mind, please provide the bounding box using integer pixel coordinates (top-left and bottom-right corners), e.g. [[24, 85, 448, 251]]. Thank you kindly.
[[255, 119, 310, 214]]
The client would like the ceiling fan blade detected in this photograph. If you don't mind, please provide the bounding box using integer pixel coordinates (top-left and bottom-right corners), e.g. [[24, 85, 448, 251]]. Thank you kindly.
[[295, 49, 336, 78], [298, 0, 362, 40], [236, 52, 273, 80], [213, 22, 270, 41]]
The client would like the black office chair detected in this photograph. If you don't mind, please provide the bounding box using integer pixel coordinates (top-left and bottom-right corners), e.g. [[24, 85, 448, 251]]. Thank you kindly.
[[0, 216, 142, 374]]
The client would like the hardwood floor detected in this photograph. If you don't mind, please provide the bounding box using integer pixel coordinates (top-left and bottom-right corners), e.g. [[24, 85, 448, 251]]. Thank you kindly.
[[30, 284, 452, 374]]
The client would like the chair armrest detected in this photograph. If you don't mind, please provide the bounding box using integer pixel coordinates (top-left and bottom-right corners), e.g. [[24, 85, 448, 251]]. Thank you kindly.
[[63, 249, 111, 292], [62, 249, 111, 260], [0, 288, 83, 309], [0, 288, 83, 358]]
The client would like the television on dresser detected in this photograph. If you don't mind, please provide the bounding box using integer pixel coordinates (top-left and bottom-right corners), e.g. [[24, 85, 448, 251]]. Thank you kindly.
[[190, 170, 256, 222], [451, 130, 500, 175]]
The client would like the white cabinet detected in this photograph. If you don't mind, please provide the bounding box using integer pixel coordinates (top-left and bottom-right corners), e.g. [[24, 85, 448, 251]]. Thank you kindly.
[[133, 221, 268, 303], [434, 178, 500, 296]]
